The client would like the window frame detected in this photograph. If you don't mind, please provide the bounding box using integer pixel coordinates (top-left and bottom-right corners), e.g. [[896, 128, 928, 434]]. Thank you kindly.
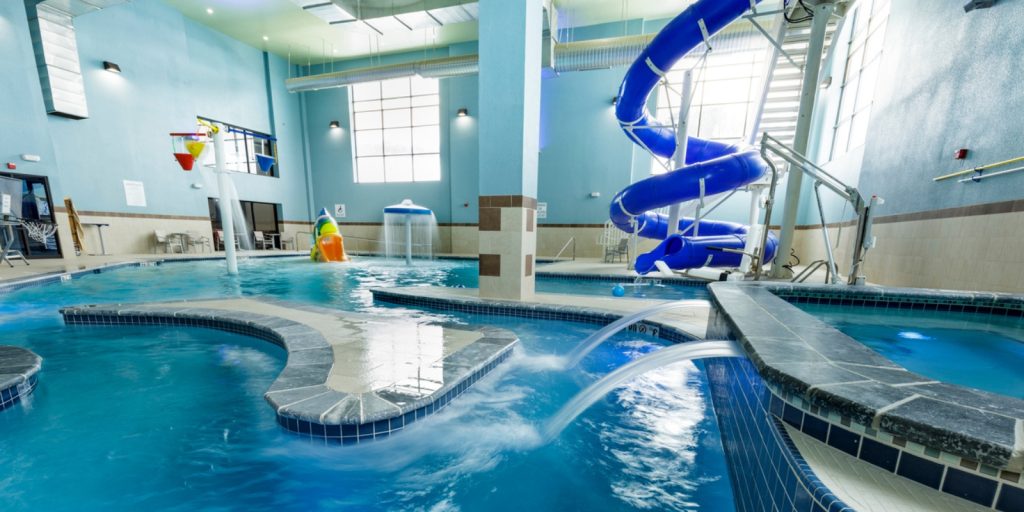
[[650, 41, 769, 175], [196, 117, 279, 178], [349, 76, 442, 184], [829, 0, 890, 160]]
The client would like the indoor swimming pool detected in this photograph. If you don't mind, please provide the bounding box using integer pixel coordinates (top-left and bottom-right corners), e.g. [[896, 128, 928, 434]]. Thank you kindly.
[[0, 257, 730, 511], [796, 304, 1024, 399]]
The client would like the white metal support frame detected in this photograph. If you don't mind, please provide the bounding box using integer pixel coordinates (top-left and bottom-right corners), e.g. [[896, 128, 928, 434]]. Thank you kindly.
[[212, 123, 239, 276], [769, 1, 836, 279]]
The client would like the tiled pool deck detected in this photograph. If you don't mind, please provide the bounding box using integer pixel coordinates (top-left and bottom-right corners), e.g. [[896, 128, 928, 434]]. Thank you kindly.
[[59, 298, 518, 444], [708, 282, 1024, 510], [0, 346, 41, 411]]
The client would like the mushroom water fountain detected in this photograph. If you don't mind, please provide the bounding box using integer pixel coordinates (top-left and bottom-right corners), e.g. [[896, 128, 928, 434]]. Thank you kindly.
[[382, 199, 437, 265]]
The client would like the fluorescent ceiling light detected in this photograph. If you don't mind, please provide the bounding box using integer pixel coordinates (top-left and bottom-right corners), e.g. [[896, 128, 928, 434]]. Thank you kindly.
[[303, 2, 355, 23]]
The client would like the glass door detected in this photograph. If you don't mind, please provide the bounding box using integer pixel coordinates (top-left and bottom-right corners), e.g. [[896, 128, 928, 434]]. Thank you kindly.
[[0, 172, 61, 259]]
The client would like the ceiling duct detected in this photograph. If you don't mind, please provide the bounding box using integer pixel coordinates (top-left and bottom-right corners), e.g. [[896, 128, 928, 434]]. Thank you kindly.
[[286, 33, 656, 93], [292, 0, 478, 31], [25, 0, 129, 119]]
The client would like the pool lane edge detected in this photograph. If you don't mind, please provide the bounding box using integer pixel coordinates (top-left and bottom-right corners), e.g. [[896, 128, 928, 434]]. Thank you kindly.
[[58, 301, 518, 444], [0, 346, 42, 411]]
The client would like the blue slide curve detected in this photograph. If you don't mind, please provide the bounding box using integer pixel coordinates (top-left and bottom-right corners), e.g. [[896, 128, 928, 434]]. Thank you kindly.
[[610, 0, 778, 274]]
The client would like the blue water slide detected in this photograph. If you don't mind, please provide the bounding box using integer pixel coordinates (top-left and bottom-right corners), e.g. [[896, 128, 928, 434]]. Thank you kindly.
[[610, 0, 778, 274]]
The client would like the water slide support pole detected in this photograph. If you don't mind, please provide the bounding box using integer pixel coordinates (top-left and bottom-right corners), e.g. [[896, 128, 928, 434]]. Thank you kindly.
[[768, 1, 834, 278], [666, 70, 693, 236], [213, 123, 238, 276]]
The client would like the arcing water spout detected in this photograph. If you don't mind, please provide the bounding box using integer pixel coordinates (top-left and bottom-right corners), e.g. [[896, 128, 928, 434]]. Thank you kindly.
[[563, 300, 708, 369], [543, 340, 743, 443]]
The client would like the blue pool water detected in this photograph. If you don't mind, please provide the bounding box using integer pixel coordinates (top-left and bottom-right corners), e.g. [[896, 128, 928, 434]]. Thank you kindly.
[[796, 304, 1024, 399], [0, 257, 730, 511]]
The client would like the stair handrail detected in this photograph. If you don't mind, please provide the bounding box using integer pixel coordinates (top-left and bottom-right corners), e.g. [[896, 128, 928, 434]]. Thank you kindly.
[[552, 236, 576, 261]]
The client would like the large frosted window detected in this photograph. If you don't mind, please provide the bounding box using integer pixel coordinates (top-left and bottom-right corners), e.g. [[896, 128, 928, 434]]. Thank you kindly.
[[651, 33, 769, 175], [830, 0, 890, 159], [350, 77, 441, 183]]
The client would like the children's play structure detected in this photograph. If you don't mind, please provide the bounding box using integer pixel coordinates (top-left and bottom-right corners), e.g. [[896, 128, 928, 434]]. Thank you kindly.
[[310, 208, 348, 263]]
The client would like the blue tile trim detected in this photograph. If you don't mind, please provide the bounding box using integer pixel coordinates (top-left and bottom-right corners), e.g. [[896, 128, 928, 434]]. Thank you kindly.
[[704, 357, 853, 512], [0, 345, 42, 412], [369, 288, 698, 344], [276, 349, 514, 445]]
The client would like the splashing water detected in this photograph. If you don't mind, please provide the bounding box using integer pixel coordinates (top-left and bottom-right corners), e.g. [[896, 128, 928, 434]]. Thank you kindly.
[[543, 340, 743, 442], [563, 300, 709, 369]]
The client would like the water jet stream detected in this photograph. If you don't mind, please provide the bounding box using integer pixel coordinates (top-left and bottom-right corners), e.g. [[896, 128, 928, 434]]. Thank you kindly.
[[563, 300, 708, 369], [543, 340, 742, 443]]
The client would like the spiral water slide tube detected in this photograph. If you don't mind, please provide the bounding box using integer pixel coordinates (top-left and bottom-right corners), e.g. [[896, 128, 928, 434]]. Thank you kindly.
[[610, 0, 778, 274]]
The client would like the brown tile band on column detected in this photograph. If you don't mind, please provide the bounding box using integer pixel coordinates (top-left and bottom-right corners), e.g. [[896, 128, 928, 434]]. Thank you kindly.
[[479, 207, 501, 231], [480, 254, 501, 276], [479, 195, 537, 210], [525, 254, 533, 277]]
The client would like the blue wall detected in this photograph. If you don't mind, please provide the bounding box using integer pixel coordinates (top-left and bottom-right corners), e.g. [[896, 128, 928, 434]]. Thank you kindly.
[[805, 0, 1024, 222], [0, 0, 311, 222]]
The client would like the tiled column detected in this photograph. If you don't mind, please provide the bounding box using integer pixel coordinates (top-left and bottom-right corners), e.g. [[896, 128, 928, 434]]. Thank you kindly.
[[478, 195, 537, 299], [477, 0, 542, 300]]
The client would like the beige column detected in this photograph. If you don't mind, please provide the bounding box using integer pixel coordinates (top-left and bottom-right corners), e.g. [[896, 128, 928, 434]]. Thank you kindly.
[[478, 195, 537, 300]]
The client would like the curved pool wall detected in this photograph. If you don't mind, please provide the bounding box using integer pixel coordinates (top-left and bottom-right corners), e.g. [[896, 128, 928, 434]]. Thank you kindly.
[[707, 282, 1024, 510], [370, 287, 855, 512], [60, 301, 517, 444], [0, 346, 41, 411]]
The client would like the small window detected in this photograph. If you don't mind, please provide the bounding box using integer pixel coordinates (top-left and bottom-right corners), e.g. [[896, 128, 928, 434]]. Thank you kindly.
[[196, 118, 278, 177], [830, 0, 890, 159], [350, 77, 441, 183]]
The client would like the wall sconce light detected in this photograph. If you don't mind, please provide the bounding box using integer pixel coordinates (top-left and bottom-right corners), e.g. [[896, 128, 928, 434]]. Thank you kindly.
[[457, 108, 469, 117], [103, 61, 121, 74], [611, 96, 618, 106], [819, 76, 833, 89], [329, 120, 341, 129]]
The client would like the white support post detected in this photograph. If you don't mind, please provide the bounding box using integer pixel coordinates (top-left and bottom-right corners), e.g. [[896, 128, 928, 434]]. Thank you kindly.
[[213, 123, 238, 276], [666, 70, 693, 236]]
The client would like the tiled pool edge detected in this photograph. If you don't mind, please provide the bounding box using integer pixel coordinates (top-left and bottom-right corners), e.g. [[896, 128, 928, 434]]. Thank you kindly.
[[59, 303, 518, 444], [0, 253, 307, 295], [370, 288, 687, 342], [708, 282, 1024, 510], [369, 286, 856, 512], [0, 346, 42, 412]]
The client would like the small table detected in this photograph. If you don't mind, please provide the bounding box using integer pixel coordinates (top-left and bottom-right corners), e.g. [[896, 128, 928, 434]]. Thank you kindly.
[[82, 222, 110, 255]]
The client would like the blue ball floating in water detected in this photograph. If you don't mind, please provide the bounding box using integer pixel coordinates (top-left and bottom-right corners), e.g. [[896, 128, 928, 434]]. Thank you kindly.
[[612, 284, 626, 297]]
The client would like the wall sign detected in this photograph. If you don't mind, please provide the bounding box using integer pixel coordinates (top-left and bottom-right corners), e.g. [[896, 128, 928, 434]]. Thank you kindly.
[[123, 180, 147, 207], [334, 204, 347, 218], [536, 202, 547, 219], [1, 193, 10, 215]]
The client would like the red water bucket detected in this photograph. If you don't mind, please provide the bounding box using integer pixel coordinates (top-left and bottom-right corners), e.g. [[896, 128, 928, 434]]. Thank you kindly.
[[174, 152, 195, 171]]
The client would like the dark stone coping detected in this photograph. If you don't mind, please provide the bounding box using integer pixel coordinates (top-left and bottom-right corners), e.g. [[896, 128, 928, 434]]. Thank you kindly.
[[707, 281, 1024, 471], [58, 300, 518, 443], [370, 288, 696, 343], [0, 346, 42, 411]]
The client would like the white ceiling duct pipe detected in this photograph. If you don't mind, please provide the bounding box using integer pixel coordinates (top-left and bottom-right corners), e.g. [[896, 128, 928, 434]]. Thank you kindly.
[[284, 24, 761, 93]]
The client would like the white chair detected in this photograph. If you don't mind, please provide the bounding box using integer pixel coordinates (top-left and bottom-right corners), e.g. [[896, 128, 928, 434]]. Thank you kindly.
[[253, 231, 273, 250], [214, 230, 239, 251], [185, 231, 211, 253], [154, 230, 184, 254]]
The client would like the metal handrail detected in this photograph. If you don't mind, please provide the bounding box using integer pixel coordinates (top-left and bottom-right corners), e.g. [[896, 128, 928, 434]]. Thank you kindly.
[[791, 259, 832, 283], [761, 134, 861, 204], [759, 132, 877, 285], [552, 237, 576, 261]]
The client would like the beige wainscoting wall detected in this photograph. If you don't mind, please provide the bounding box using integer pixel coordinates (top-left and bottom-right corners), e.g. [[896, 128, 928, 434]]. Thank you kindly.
[[790, 201, 1024, 293], [53, 209, 215, 256]]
